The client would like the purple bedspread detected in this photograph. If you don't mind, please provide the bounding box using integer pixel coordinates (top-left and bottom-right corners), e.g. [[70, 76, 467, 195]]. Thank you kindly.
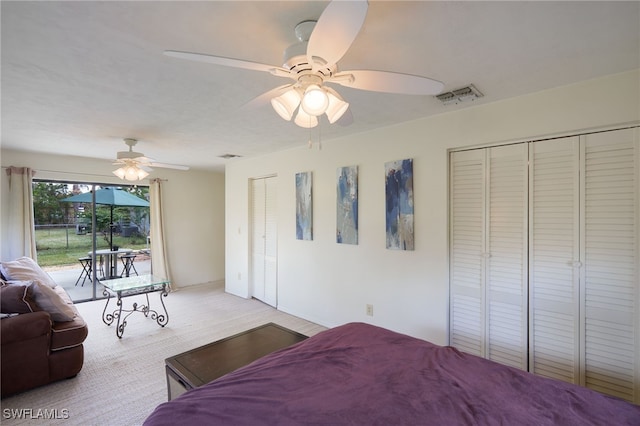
[[145, 323, 640, 425]]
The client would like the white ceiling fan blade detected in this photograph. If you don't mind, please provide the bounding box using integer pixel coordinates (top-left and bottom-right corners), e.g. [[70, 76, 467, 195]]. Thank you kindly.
[[242, 84, 294, 110], [113, 138, 189, 172], [147, 162, 190, 171], [134, 156, 154, 163], [164, 50, 289, 75], [306, 0, 368, 69], [140, 156, 189, 171], [332, 70, 444, 95]]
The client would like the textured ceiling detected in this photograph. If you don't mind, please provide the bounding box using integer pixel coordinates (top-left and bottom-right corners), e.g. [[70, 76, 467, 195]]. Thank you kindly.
[[2, 1, 639, 172]]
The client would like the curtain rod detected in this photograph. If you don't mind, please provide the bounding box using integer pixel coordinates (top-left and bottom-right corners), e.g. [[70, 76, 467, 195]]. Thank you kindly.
[[1, 166, 109, 178], [1, 166, 168, 182]]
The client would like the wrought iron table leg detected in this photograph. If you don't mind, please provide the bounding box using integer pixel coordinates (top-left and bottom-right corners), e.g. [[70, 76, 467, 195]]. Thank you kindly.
[[115, 292, 126, 338], [102, 288, 114, 325], [144, 293, 151, 317], [152, 284, 170, 327], [102, 283, 169, 338]]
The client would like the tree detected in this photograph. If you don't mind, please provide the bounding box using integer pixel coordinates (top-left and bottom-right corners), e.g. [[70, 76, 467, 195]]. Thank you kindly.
[[32, 182, 71, 225]]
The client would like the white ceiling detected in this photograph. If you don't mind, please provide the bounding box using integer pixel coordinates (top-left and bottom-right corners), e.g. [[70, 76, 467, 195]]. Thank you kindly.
[[2, 1, 639, 172]]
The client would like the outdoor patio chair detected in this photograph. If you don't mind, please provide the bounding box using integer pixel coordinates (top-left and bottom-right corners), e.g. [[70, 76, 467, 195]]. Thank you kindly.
[[75, 256, 92, 287], [76, 255, 106, 285], [119, 253, 138, 277]]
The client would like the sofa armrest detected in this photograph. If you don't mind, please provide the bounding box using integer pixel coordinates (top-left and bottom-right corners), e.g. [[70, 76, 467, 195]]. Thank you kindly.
[[1, 311, 51, 345]]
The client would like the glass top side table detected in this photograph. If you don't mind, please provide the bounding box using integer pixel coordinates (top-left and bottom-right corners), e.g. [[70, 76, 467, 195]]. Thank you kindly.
[[101, 274, 170, 338]]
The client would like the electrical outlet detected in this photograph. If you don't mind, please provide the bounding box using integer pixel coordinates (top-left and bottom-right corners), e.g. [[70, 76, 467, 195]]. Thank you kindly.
[[366, 304, 373, 316], [238, 272, 241, 280]]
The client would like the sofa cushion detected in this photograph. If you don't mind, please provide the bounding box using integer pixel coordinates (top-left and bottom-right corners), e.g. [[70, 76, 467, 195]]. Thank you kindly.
[[31, 281, 76, 322], [0, 257, 57, 289], [0, 282, 40, 314], [51, 316, 88, 351], [0, 311, 51, 345]]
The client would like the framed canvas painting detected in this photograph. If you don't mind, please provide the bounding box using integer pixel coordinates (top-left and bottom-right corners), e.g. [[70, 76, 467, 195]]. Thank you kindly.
[[295, 171, 313, 240], [337, 165, 358, 244], [385, 159, 414, 250]]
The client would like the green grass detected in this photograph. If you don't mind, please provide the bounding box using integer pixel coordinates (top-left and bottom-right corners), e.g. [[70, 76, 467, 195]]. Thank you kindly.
[[36, 228, 147, 267]]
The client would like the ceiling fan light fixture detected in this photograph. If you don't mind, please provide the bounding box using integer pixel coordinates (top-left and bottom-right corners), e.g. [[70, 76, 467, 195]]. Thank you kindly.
[[301, 84, 329, 116], [324, 88, 349, 124], [271, 88, 301, 121], [113, 164, 149, 181], [294, 107, 318, 128]]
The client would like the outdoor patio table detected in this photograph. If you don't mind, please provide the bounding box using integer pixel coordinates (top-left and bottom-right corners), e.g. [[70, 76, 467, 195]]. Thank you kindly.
[[90, 248, 132, 279]]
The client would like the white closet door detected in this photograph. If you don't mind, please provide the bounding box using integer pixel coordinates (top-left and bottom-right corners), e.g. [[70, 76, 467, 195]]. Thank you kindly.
[[251, 179, 267, 302], [581, 128, 638, 402], [486, 144, 528, 369], [251, 176, 278, 307], [263, 176, 278, 307], [529, 137, 581, 383], [450, 149, 486, 356], [451, 144, 528, 366]]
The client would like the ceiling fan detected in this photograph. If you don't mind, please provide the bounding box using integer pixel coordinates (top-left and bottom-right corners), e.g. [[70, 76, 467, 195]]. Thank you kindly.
[[112, 138, 189, 181], [164, 0, 444, 129]]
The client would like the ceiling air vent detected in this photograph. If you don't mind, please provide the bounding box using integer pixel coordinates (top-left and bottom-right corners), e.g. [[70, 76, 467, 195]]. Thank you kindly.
[[219, 154, 242, 159], [436, 84, 483, 105]]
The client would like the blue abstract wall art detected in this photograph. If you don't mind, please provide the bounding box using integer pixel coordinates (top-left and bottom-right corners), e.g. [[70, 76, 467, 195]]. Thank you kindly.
[[295, 171, 313, 240], [385, 159, 414, 250], [337, 165, 358, 244]]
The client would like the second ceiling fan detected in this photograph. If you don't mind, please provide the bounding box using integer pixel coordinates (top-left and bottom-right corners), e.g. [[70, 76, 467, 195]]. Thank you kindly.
[[164, 0, 444, 128]]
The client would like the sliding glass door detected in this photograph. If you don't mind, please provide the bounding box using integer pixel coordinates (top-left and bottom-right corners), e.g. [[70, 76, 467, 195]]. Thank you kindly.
[[33, 180, 149, 302]]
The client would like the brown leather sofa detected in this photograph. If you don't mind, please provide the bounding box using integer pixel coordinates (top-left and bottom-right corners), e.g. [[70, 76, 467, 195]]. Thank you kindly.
[[1, 284, 88, 397]]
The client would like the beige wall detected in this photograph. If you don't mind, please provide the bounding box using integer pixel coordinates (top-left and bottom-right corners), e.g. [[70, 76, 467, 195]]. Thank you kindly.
[[225, 70, 640, 343], [0, 150, 225, 288]]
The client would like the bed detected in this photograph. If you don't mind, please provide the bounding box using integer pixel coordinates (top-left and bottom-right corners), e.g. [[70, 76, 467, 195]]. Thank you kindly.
[[144, 322, 640, 425]]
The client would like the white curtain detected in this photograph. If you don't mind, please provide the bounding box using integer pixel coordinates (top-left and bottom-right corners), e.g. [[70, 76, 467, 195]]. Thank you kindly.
[[6, 167, 37, 260], [149, 178, 172, 288]]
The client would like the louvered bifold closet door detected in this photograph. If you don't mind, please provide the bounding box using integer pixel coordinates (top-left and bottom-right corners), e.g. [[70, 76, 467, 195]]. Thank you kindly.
[[529, 137, 580, 384], [486, 144, 528, 370], [450, 149, 486, 356], [581, 128, 639, 403], [451, 146, 528, 366]]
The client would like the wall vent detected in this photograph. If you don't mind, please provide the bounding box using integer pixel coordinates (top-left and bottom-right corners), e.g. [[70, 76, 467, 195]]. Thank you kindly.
[[436, 84, 483, 105]]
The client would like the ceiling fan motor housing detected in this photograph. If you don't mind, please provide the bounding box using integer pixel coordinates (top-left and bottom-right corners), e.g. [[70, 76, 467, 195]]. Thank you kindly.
[[117, 138, 144, 159], [283, 20, 335, 79], [283, 41, 309, 71]]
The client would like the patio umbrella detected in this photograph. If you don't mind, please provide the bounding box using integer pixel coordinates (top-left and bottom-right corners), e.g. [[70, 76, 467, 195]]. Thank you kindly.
[[61, 187, 150, 249]]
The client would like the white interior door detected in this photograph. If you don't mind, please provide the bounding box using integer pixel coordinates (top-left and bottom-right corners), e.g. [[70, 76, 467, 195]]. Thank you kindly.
[[529, 136, 581, 384], [486, 144, 528, 370], [450, 149, 486, 356], [450, 145, 528, 369], [263, 176, 278, 306], [529, 129, 639, 402], [581, 128, 639, 403], [251, 176, 277, 307]]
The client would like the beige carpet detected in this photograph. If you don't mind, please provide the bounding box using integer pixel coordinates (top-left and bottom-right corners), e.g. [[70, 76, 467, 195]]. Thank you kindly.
[[1, 283, 327, 425]]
